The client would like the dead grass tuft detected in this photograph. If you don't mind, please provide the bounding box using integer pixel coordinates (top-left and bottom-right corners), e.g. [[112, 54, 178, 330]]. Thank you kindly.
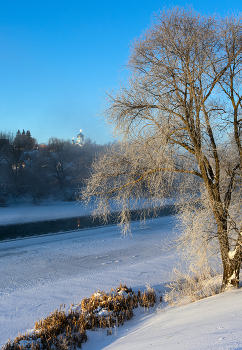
[[2, 284, 156, 350]]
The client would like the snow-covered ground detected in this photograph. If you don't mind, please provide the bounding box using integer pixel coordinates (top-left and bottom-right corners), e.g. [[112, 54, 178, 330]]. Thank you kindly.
[[97, 288, 242, 350], [1, 213, 242, 349]]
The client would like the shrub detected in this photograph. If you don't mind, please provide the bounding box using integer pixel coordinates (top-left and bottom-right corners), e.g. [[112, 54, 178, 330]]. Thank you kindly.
[[2, 284, 156, 350]]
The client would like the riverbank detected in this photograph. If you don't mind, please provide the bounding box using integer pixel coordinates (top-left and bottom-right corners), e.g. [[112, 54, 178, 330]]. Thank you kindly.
[[0, 199, 176, 242], [0, 198, 176, 226]]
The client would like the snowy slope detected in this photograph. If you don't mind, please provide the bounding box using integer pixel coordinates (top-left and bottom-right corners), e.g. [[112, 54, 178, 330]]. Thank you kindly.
[[1, 214, 242, 349], [99, 289, 242, 350], [80, 288, 242, 350]]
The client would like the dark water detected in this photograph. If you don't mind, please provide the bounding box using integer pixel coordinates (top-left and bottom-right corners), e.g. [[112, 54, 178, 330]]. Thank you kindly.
[[0, 205, 175, 241]]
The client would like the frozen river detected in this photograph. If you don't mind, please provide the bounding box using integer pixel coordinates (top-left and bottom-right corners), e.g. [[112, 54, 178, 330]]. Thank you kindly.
[[0, 215, 177, 345]]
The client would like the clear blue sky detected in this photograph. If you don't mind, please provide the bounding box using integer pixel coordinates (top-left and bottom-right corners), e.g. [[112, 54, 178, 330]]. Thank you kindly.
[[0, 0, 241, 144]]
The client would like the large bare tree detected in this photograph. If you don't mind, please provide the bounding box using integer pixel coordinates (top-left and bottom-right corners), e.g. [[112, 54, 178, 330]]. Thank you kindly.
[[82, 7, 242, 290]]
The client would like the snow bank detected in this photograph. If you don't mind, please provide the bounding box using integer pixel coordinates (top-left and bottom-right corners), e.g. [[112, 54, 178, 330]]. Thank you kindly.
[[99, 288, 242, 350], [0, 198, 176, 225], [0, 201, 91, 225]]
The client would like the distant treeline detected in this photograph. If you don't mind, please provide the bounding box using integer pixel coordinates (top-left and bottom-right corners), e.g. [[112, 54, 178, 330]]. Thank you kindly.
[[0, 130, 108, 205]]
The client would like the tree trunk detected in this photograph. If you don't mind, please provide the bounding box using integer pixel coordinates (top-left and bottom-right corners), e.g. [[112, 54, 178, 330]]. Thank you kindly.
[[216, 217, 242, 291], [221, 256, 241, 291]]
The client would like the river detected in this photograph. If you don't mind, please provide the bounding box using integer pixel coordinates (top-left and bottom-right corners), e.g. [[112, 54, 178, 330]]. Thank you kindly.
[[0, 205, 175, 241]]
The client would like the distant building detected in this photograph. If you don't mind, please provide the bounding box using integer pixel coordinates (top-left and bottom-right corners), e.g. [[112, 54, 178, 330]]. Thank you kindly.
[[38, 143, 47, 149], [72, 129, 84, 146]]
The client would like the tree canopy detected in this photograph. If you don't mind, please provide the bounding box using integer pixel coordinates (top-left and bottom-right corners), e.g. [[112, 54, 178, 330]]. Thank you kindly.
[[82, 7, 242, 290]]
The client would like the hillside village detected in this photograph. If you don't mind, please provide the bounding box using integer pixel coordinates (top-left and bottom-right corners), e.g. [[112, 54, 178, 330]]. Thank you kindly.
[[0, 129, 105, 204]]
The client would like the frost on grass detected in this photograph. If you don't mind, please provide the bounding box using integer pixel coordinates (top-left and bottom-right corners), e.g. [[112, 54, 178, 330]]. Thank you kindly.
[[162, 188, 226, 306], [164, 267, 222, 306], [2, 284, 156, 350]]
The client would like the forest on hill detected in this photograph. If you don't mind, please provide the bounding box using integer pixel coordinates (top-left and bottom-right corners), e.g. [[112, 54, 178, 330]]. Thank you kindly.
[[0, 130, 107, 205]]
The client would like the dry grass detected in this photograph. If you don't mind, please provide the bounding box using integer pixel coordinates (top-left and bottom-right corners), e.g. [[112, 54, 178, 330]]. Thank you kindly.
[[164, 268, 222, 306], [2, 284, 156, 350]]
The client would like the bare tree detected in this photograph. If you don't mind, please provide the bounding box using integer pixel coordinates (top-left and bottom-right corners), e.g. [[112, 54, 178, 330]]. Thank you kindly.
[[82, 7, 242, 290]]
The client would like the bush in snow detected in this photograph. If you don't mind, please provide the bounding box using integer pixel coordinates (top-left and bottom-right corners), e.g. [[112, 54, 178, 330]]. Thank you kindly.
[[2, 284, 156, 350]]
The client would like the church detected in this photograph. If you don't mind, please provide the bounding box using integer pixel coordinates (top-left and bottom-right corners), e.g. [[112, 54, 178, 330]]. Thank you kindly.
[[72, 129, 84, 146]]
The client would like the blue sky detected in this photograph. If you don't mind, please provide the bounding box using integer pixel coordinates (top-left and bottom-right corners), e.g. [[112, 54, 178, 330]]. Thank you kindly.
[[0, 0, 241, 144]]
